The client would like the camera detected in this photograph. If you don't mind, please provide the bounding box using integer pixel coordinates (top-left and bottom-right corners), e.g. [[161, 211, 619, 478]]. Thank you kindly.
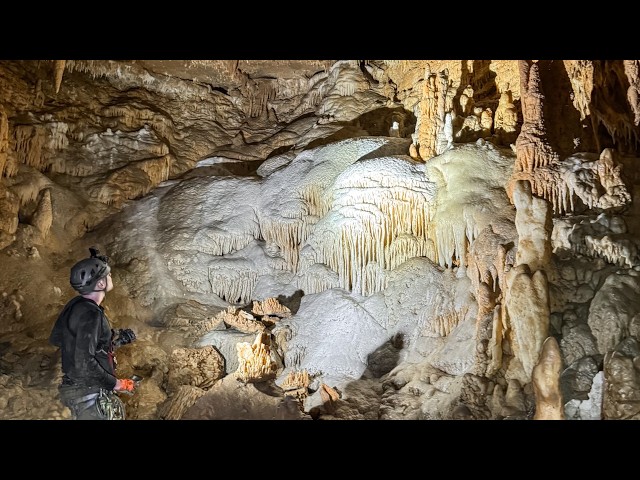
[[112, 328, 136, 348], [89, 246, 110, 265]]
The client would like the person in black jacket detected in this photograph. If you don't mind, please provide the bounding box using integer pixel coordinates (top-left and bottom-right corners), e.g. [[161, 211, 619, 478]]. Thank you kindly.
[[49, 247, 138, 420]]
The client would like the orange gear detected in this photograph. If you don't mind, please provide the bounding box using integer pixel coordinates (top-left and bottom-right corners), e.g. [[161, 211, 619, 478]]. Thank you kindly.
[[118, 378, 135, 392]]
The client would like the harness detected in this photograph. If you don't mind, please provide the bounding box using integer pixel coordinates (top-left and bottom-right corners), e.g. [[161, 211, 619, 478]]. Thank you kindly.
[[96, 389, 126, 420], [69, 389, 125, 420]]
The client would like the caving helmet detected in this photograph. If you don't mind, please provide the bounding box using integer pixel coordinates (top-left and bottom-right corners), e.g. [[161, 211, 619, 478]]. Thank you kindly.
[[70, 246, 111, 294]]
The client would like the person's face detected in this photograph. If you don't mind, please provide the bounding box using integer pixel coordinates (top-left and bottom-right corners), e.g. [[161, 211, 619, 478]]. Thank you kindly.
[[97, 272, 113, 292], [105, 272, 113, 292]]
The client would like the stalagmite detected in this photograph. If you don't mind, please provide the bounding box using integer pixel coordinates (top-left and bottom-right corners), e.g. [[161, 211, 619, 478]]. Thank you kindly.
[[236, 332, 277, 383], [502, 179, 551, 382], [494, 90, 519, 145], [532, 336, 564, 420], [31, 188, 52, 239], [280, 370, 310, 400], [251, 297, 291, 318], [624, 60, 640, 125], [0, 184, 19, 249], [512, 180, 553, 274], [503, 265, 550, 382]]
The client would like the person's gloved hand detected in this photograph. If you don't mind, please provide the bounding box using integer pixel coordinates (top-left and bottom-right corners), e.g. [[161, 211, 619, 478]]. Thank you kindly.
[[114, 378, 135, 392]]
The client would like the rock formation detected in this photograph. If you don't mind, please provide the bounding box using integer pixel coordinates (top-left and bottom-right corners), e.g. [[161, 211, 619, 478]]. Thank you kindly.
[[1, 59, 640, 421]]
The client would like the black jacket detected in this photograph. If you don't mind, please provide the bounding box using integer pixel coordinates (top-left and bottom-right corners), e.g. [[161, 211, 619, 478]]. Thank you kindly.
[[49, 296, 117, 391]]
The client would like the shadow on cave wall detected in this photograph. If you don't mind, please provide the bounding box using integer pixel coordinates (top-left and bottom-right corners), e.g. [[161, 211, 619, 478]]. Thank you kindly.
[[180, 159, 265, 179], [276, 289, 304, 315], [458, 60, 500, 112], [361, 332, 404, 379], [538, 60, 598, 158], [457, 60, 523, 147], [590, 60, 638, 156], [304, 106, 417, 151], [305, 333, 405, 420]]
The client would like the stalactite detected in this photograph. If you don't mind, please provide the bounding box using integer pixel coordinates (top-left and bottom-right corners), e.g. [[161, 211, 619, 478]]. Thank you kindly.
[[300, 183, 332, 219], [337, 80, 357, 97], [432, 307, 469, 337], [583, 234, 638, 268], [245, 81, 277, 118], [514, 60, 559, 174], [295, 263, 339, 295], [140, 155, 171, 186], [0, 108, 8, 178], [30, 79, 44, 108], [66, 60, 119, 80], [53, 60, 66, 94], [306, 158, 434, 296], [50, 157, 93, 177], [564, 60, 593, 122], [15, 125, 47, 171], [92, 154, 173, 208], [514, 147, 631, 216], [208, 267, 258, 305], [260, 218, 312, 272], [47, 122, 69, 150], [276, 78, 313, 101], [417, 66, 456, 161], [224, 60, 240, 79]]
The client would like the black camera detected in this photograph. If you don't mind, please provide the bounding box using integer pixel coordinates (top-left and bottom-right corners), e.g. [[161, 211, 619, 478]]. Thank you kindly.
[[89, 246, 110, 265], [112, 328, 136, 348]]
